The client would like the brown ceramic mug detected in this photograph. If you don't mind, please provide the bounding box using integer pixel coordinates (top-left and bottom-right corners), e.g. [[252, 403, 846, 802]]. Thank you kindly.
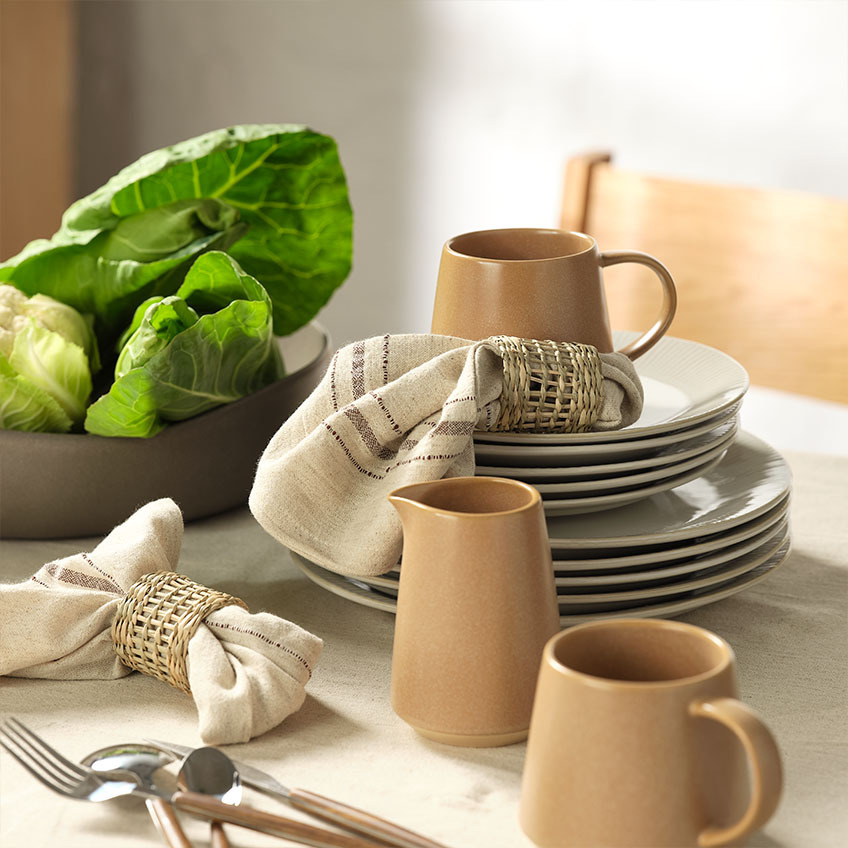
[[432, 228, 677, 360], [519, 619, 783, 847], [388, 477, 560, 747]]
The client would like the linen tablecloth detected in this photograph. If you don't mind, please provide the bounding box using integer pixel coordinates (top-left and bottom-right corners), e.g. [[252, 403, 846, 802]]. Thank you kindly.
[[1, 447, 846, 847]]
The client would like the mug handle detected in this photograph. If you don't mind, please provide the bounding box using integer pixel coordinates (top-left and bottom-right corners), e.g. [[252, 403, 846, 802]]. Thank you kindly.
[[689, 697, 783, 847], [598, 251, 678, 360]]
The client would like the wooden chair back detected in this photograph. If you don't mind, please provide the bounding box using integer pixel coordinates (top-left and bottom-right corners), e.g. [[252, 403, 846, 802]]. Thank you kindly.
[[560, 152, 848, 403]]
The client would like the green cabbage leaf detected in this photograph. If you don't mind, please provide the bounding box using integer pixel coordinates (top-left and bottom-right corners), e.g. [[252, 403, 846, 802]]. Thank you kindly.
[[84, 251, 284, 438], [1, 125, 352, 340]]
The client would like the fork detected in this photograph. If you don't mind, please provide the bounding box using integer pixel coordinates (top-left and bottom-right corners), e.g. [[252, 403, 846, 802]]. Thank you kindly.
[[0, 719, 387, 848], [0, 717, 193, 848]]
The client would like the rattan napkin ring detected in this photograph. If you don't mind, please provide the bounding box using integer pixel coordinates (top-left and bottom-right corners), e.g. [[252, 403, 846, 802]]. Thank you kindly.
[[111, 571, 247, 694], [488, 336, 603, 433]]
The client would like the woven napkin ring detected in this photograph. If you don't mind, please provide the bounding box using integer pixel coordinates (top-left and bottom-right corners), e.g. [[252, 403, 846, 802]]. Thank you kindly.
[[488, 336, 603, 433], [111, 571, 247, 695]]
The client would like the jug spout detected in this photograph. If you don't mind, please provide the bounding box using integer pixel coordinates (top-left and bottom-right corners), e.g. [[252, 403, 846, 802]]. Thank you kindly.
[[387, 481, 439, 524]]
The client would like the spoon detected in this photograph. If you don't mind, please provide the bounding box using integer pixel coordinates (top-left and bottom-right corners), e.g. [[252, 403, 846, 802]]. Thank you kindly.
[[82, 745, 192, 848], [83, 743, 385, 847], [178, 748, 242, 848]]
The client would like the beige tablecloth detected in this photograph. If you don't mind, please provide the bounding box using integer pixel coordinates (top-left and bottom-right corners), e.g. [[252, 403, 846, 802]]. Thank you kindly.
[[1, 449, 846, 848]]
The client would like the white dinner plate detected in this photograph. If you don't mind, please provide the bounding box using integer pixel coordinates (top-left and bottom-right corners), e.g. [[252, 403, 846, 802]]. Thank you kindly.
[[290, 536, 791, 625], [542, 450, 726, 516], [473, 331, 749, 445], [329, 505, 789, 597], [546, 432, 791, 548], [476, 419, 737, 481], [555, 523, 788, 611], [553, 516, 788, 587], [533, 430, 735, 497], [474, 407, 738, 467], [551, 496, 790, 569]]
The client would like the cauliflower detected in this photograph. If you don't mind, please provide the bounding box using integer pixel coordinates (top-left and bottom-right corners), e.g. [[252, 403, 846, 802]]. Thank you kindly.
[[0, 284, 96, 361], [0, 284, 97, 432]]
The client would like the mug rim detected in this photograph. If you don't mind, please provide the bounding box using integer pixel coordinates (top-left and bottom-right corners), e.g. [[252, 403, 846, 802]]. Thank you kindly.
[[444, 228, 597, 263], [388, 476, 541, 518], [544, 618, 734, 689]]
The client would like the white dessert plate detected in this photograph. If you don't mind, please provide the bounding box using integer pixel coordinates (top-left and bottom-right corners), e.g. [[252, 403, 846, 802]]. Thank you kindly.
[[551, 496, 790, 569], [546, 432, 791, 548], [476, 419, 737, 481], [474, 407, 738, 467], [541, 450, 726, 516], [291, 535, 791, 625], [473, 331, 749, 445], [533, 430, 735, 497]]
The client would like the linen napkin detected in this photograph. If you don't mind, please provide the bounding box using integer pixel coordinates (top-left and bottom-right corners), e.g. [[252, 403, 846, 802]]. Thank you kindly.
[[250, 333, 642, 577], [0, 499, 323, 745]]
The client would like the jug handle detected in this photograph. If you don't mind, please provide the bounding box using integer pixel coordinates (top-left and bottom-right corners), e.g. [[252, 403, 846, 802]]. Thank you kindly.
[[599, 250, 677, 360], [689, 697, 783, 847]]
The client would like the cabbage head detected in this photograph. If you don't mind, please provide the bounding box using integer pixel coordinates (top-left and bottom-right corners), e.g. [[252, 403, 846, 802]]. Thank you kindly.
[[0, 285, 95, 432]]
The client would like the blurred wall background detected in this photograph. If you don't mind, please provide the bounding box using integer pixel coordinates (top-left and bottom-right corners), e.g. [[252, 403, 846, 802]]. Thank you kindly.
[[6, 0, 848, 346]]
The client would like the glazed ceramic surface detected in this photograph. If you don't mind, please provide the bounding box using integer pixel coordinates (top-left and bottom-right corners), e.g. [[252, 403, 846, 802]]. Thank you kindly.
[[291, 535, 791, 626], [474, 407, 738, 467], [388, 477, 560, 747], [541, 449, 726, 516], [476, 418, 737, 480], [432, 229, 676, 360], [534, 432, 734, 496], [474, 331, 749, 444], [0, 322, 330, 538], [519, 619, 783, 847], [551, 496, 789, 569], [546, 432, 791, 549]]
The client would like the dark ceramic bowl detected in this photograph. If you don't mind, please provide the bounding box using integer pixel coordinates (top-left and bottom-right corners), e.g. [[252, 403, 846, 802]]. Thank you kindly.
[[0, 322, 331, 539]]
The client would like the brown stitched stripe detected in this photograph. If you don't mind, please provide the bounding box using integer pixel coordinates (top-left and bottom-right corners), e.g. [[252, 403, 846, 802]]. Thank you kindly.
[[343, 406, 395, 460], [322, 421, 386, 479], [399, 438, 419, 451], [351, 341, 366, 400], [80, 553, 123, 593], [443, 395, 477, 407], [329, 350, 340, 412], [30, 575, 49, 588], [205, 620, 313, 677], [45, 562, 120, 594], [393, 451, 465, 468], [429, 421, 476, 437], [382, 334, 390, 385], [370, 391, 402, 434]]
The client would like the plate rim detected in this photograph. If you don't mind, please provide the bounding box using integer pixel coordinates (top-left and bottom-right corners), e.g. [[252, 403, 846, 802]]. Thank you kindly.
[[547, 432, 791, 547], [291, 537, 792, 625], [472, 332, 749, 445]]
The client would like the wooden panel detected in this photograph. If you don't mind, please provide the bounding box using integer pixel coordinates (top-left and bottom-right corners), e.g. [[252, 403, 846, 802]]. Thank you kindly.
[[562, 156, 848, 403], [0, 0, 76, 259]]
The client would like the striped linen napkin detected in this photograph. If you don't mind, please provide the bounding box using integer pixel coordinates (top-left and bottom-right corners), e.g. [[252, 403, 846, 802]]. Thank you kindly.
[[250, 333, 642, 577]]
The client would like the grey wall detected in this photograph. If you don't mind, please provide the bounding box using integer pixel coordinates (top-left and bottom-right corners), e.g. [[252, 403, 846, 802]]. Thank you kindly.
[[77, 0, 848, 347]]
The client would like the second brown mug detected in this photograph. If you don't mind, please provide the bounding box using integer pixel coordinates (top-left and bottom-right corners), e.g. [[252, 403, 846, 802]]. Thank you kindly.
[[432, 228, 677, 360], [519, 618, 783, 847]]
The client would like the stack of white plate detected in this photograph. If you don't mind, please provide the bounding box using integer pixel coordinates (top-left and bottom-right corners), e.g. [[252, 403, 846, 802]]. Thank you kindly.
[[292, 334, 793, 624], [473, 332, 749, 516], [292, 432, 792, 624]]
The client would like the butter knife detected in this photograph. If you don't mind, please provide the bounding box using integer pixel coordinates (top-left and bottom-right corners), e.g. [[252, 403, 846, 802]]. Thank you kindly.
[[146, 739, 450, 848]]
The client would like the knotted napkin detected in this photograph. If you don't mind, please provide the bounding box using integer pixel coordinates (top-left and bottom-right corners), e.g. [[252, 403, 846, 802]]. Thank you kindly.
[[250, 333, 642, 577], [0, 499, 323, 745]]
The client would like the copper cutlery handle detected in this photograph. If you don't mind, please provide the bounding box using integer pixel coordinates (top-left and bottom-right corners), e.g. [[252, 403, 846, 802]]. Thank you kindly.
[[210, 821, 230, 848], [146, 798, 194, 848], [171, 791, 385, 848], [290, 788, 451, 848]]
